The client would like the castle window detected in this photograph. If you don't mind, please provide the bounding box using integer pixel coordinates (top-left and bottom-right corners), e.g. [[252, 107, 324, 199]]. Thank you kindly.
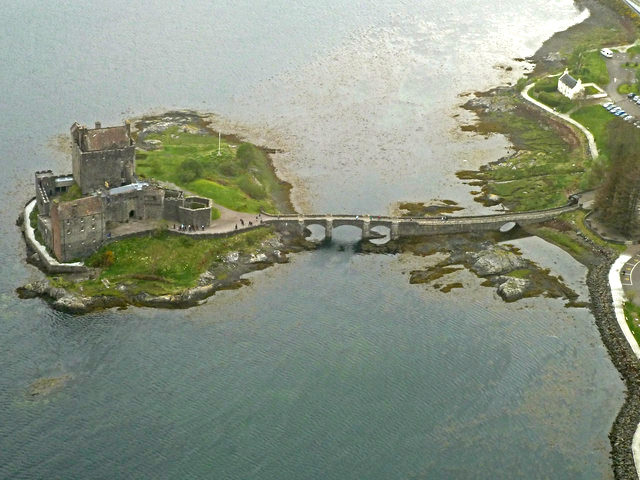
[[92, 224, 96, 230], [80, 227, 84, 233], [66, 220, 70, 225], [67, 230, 71, 235], [80, 218, 84, 223]]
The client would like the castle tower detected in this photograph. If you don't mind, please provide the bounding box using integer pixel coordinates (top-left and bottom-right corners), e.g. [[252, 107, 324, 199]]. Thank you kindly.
[[70, 121, 135, 194]]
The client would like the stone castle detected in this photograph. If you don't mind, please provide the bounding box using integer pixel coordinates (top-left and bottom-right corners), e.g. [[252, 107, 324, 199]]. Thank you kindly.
[[35, 121, 212, 262]]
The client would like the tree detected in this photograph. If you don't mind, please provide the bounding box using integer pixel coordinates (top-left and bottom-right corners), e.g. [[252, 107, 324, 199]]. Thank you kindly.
[[595, 122, 640, 235]]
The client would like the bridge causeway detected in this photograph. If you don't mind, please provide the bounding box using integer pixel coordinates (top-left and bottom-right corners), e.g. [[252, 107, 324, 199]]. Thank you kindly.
[[261, 202, 579, 241]]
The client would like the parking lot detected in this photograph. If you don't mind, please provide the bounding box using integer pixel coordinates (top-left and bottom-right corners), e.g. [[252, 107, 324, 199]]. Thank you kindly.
[[601, 49, 640, 124], [602, 98, 640, 129]]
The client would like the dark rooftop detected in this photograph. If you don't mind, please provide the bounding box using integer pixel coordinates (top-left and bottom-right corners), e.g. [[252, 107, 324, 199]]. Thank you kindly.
[[559, 71, 578, 89]]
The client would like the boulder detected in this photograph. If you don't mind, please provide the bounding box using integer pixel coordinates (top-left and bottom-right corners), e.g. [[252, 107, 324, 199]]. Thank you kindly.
[[53, 295, 90, 314], [249, 253, 268, 263], [497, 277, 531, 302], [471, 247, 526, 276]]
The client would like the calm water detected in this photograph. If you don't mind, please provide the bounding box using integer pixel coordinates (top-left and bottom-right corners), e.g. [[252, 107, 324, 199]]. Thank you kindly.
[[0, 1, 624, 478]]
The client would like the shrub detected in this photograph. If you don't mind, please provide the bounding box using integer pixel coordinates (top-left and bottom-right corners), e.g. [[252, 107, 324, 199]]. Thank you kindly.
[[178, 158, 203, 183], [236, 143, 261, 168], [238, 176, 266, 200], [88, 249, 115, 268], [218, 159, 239, 177]]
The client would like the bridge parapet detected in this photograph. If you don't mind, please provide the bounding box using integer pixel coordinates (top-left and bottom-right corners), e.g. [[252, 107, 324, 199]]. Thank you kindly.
[[260, 202, 579, 242]]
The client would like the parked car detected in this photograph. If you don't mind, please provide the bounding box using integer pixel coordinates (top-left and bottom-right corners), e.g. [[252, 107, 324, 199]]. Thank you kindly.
[[603, 102, 613, 108], [634, 98, 640, 105], [616, 111, 628, 116], [610, 106, 622, 113], [601, 48, 614, 58], [633, 96, 640, 102], [625, 115, 635, 121], [629, 93, 636, 99]]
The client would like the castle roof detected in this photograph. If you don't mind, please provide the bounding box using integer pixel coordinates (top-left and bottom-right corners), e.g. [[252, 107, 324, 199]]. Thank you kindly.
[[559, 70, 579, 89], [54, 195, 102, 218], [81, 125, 130, 152]]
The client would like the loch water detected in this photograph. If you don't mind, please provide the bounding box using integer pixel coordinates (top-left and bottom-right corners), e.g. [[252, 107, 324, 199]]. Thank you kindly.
[[0, 1, 625, 478]]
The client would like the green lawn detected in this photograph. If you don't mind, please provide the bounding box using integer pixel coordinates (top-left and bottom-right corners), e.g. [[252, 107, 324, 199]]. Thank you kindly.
[[135, 126, 285, 214], [571, 50, 609, 85], [628, 45, 640, 58], [68, 228, 275, 296], [617, 83, 637, 95], [570, 104, 615, 162]]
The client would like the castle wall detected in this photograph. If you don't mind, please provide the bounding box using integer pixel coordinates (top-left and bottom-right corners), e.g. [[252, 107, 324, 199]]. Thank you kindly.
[[162, 196, 183, 223], [177, 196, 212, 228], [102, 186, 165, 223], [51, 196, 105, 262]]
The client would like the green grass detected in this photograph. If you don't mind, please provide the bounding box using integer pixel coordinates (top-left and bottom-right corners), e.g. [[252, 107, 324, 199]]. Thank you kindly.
[[188, 179, 272, 213], [135, 126, 285, 214], [72, 228, 275, 297], [54, 182, 82, 203], [584, 85, 601, 95], [29, 205, 45, 245], [571, 50, 609, 85], [530, 77, 575, 113], [628, 45, 640, 58], [618, 83, 637, 94], [506, 269, 531, 279], [624, 301, 640, 344], [559, 210, 627, 253], [571, 104, 616, 162], [459, 98, 587, 211]]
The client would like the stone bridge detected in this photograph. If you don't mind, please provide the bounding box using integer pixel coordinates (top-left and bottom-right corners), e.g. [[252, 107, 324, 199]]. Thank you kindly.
[[261, 202, 579, 241]]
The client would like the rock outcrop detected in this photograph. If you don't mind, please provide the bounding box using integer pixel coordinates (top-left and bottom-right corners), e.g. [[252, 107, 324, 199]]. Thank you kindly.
[[470, 246, 526, 276]]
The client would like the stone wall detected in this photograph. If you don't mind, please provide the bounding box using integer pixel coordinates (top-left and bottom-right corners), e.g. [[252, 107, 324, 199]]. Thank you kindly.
[[72, 144, 135, 194], [50, 196, 105, 262], [163, 196, 183, 223], [178, 196, 211, 228]]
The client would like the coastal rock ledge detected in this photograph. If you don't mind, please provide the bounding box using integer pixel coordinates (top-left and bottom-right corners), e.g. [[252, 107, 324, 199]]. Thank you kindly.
[[17, 279, 220, 314]]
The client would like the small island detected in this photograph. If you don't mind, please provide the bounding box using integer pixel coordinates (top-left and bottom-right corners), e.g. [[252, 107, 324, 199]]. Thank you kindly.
[[18, 112, 312, 313]]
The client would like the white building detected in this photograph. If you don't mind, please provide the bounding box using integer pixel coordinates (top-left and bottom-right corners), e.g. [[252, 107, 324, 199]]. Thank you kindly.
[[558, 69, 583, 99]]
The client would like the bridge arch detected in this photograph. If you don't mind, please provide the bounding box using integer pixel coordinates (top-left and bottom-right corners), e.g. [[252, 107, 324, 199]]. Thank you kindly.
[[304, 223, 330, 242], [369, 225, 391, 244]]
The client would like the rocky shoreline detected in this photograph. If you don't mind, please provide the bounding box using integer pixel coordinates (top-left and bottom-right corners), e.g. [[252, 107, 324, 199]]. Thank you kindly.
[[588, 254, 640, 479], [18, 230, 315, 314]]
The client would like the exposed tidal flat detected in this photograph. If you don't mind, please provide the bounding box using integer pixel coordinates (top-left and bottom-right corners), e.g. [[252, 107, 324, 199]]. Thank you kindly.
[[0, 0, 632, 478]]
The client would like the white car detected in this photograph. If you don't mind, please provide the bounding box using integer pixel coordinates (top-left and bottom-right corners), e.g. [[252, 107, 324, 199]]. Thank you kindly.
[[600, 48, 614, 58], [603, 102, 613, 108]]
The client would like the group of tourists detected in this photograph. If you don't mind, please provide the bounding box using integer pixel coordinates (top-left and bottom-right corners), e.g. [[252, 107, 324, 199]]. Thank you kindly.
[[174, 224, 205, 232]]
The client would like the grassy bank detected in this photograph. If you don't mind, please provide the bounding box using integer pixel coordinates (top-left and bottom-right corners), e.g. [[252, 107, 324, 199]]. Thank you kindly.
[[571, 104, 615, 162], [135, 125, 289, 214], [459, 94, 588, 211], [624, 301, 640, 344], [54, 228, 276, 297]]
